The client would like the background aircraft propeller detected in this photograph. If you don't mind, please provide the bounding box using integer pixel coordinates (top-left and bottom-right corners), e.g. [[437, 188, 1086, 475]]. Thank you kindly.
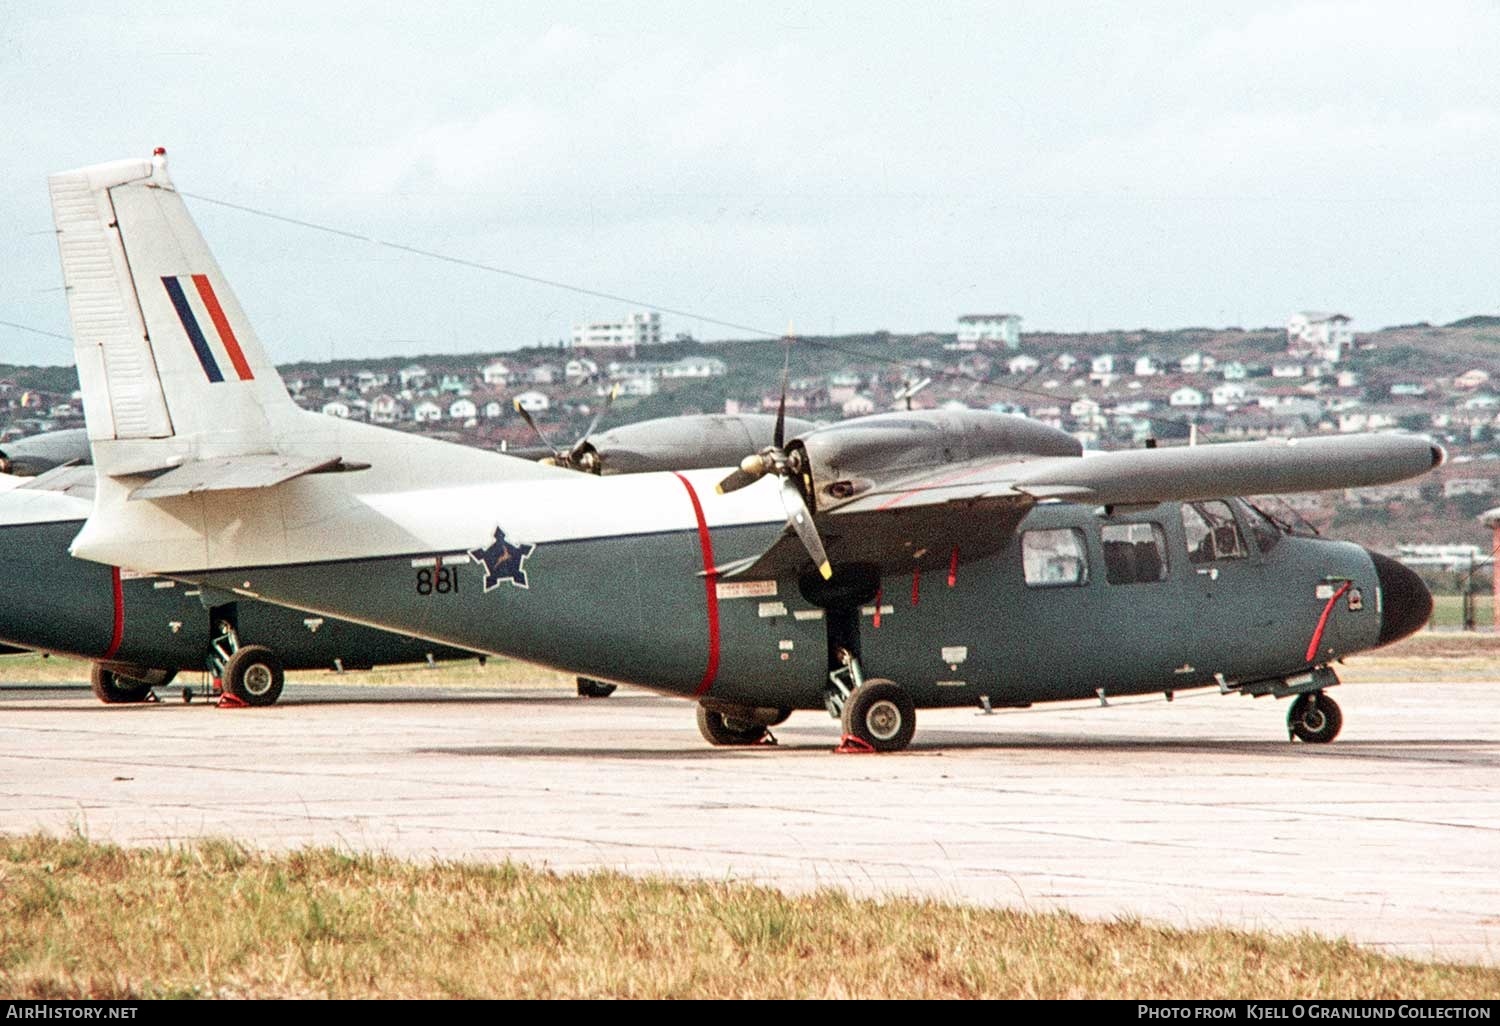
[[514, 385, 619, 473]]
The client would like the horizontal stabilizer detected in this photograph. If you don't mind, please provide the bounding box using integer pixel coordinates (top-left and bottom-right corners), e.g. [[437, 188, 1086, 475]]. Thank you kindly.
[[128, 453, 342, 501]]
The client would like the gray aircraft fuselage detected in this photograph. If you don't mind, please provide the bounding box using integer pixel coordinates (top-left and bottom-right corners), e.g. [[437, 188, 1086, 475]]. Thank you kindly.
[[184, 496, 1428, 711], [0, 515, 478, 678]]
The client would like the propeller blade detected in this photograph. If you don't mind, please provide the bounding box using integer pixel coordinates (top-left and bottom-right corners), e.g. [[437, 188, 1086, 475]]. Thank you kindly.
[[569, 384, 619, 464], [778, 477, 832, 580], [513, 399, 562, 461], [715, 467, 761, 495], [773, 347, 790, 449]]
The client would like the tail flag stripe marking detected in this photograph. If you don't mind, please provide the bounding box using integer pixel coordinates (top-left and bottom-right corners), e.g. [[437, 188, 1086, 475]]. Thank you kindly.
[[190, 274, 254, 381], [161, 276, 223, 382]]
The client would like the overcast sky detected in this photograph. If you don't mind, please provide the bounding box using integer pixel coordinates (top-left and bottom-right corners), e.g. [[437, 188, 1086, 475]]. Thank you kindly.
[[3, 1, 1499, 366]]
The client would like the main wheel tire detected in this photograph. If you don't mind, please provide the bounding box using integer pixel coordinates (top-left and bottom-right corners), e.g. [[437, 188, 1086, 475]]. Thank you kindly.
[[841, 678, 916, 752], [89, 663, 154, 704], [223, 645, 285, 707], [696, 704, 769, 746], [1289, 691, 1342, 744]]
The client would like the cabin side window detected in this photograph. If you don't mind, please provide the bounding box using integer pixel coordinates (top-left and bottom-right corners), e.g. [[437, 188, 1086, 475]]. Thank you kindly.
[[1021, 528, 1089, 587], [1181, 500, 1248, 564], [1100, 522, 1169, 584]]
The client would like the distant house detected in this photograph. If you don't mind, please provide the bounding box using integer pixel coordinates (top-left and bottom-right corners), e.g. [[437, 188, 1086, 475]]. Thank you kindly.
[[413, 399, 443, 423], [616, 376, 657, 397], [1170, 387, 1205, 408], [320, 374, 343, 390], [1007, 354, 1041, 375], [1070, 398, 1104, 428], [1221, 361, 1248, 381], [1391, 382, 1428, 397], [482, 400, 506, 419], [448, 397, 478, 422], [321, 400, 351, 419], [528, 364, 561, 385], [956, 313, 1022, 350], [1133, 356, 1158, 377], [1179, 352, 1216, 374], [370, 394, 404, 425], [481, 360, 512, 386], [513, 390, 550, 413], [1337, 411, 1396, 433], [841, 394, 876, 417], [661, 356, 727, 379], [1287, 311, 1354, 362], [1211, 383, 1248, 407], [439, 374, 470, 395], [1271, 362, 1306, 379], [354, 369, 387, 393], [398, 364, 430, 389], [1054, 353, 1078, 372], [1444, 478, 1497, 498], [1455, 369, 1491, 390], [565, 357, 599, 384]]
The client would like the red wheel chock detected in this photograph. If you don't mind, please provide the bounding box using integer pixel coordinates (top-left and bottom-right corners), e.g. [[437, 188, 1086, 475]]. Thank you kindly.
[[834, 734, 876, 754], [216, 692, 249, 709]]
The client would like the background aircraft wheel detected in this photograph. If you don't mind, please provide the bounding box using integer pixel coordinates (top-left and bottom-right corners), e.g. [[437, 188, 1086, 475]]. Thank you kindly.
[[696, 704, 769, 746], [1288, 691, 1342, 744], [576, 677, 618, 698], [223, 645, 285, 707], [89, 664, 154, 704], [841, 679, 916, 752]]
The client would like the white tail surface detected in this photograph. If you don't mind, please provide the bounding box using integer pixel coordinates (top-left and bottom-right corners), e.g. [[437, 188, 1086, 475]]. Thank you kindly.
[[50, 152, 303, 474], [51, 152, 566, 574]]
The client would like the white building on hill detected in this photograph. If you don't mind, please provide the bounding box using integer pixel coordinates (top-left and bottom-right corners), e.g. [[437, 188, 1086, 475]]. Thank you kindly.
[[956, 313, 1022, 350], [1287, 311, 1354, 362], [572, 312, 662, 354]]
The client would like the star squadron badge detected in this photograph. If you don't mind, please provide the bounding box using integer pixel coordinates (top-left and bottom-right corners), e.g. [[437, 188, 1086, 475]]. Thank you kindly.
[[469, 527, 536, 591]]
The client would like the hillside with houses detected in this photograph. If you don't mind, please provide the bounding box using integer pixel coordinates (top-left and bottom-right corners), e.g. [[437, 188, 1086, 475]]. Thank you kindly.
[[2, 310, 1496, 557]]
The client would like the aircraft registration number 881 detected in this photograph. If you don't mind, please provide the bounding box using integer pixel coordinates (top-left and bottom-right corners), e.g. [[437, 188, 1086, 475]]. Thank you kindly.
[[415, 566, 461, 596]]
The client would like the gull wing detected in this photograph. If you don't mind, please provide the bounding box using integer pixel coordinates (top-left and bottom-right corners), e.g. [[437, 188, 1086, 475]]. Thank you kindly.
[[717, 433, 1442, 579]]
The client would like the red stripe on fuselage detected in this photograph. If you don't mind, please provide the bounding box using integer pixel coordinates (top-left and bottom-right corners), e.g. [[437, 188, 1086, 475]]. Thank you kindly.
[[103, 566, 124, 661], [674, 473, 720, 696], [191, 275, 255, 381], [1305, 581, 1351, 663]]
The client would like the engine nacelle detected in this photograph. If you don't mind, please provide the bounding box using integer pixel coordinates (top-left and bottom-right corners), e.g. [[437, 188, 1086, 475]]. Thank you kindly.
[[796, 410, 1081, 509]]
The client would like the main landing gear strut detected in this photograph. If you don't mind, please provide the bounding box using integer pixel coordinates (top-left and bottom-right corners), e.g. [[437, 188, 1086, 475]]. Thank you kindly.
[[207, 619, 285, 707], [826, 650, 916, 753]]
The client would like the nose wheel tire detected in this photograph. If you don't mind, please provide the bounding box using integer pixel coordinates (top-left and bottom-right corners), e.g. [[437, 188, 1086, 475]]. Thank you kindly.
[[696, 705, 770, 746], [1288, 691, 1342, 744], [89, 664, 154, 704], [841, 679, 916, 752], [223, 645, 285, 707]]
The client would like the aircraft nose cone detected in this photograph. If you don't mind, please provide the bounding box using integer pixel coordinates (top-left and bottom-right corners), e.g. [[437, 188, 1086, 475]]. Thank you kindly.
[[1368, 550, 1432, 646]]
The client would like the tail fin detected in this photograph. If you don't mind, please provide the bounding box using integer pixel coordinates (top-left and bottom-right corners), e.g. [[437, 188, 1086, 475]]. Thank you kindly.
[[49, 150, 299, 476]]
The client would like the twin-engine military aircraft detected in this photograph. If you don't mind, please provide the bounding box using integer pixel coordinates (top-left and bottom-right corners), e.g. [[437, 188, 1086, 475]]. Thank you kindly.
[[0, 465, 480, 704], [46, 152, 1441, 751]]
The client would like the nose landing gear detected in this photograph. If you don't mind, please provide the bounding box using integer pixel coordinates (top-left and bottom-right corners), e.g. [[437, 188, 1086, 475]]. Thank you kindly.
[[1288, 690, 1342, 744]]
